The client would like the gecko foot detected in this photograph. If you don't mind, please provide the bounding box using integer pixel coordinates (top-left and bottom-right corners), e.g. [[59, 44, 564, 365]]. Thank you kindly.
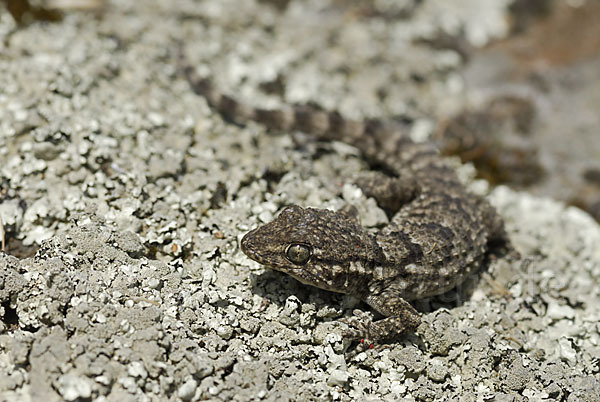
[[340, 310, 379, 343]]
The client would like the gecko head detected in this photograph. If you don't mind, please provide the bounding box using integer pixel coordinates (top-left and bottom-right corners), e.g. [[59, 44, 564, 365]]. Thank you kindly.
[[241, 205, 378, 291]]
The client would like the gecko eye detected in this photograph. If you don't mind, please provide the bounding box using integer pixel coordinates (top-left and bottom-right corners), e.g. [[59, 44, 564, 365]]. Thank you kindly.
[[285, 244, 312, 265]]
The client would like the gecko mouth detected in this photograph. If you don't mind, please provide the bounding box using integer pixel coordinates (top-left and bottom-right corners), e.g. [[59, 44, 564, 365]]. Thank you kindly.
[[241, 232, 306, 274], [240, 229, 274, 266], [240, 232, 258, 260]]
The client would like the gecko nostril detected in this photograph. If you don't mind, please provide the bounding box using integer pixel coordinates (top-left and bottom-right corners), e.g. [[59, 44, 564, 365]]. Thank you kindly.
[[240, 233, 258, 259], [240, 234, 249, 251]]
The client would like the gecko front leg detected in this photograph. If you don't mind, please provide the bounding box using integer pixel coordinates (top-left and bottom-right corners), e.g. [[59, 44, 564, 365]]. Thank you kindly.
[[342, 291, 421, 342]]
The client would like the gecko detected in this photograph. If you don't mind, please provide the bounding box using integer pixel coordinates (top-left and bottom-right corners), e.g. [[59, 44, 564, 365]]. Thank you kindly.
[[184, 66, 511, 343]]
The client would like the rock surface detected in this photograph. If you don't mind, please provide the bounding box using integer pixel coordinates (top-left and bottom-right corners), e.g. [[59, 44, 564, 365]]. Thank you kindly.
[[0, 0, 598, 400]]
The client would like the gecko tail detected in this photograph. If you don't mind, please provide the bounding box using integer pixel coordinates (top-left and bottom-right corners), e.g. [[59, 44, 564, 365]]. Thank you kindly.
[[182, 64, 396, 149]]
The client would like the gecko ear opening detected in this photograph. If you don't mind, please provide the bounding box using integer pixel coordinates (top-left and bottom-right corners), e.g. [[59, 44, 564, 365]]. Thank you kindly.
[[285, 243, 312, 265]]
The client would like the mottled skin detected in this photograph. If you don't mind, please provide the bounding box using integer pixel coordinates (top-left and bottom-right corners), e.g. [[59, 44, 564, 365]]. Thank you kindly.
[[185, 67, 509, 342]]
